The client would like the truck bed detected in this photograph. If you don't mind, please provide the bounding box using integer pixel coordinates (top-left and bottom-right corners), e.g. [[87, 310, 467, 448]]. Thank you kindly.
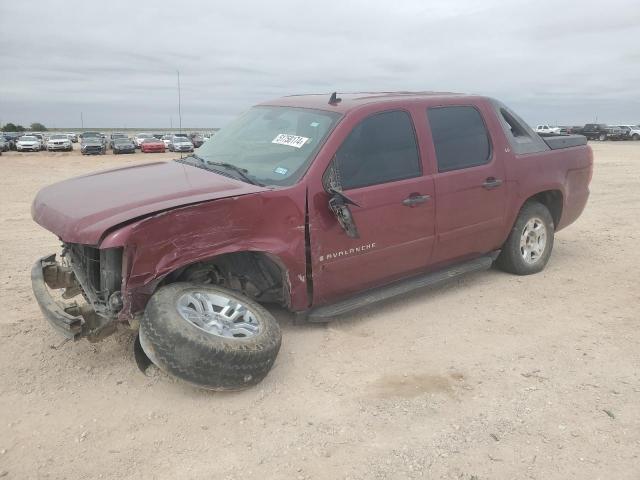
[[539, 133, 587, 150]]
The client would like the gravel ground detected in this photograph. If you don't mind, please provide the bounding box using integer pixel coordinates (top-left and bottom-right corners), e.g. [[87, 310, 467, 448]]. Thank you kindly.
[[0, 142, 638, 479]]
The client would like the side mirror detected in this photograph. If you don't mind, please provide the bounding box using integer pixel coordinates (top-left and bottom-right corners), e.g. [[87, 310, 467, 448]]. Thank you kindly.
[[328, 188, 360, 239]]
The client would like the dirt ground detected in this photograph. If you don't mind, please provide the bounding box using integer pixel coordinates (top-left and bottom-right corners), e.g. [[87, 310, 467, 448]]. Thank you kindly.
[[0, 143, 638, 479]]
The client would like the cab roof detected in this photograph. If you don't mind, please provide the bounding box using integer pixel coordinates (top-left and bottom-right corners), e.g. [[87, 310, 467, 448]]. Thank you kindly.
[[259, 91, 476, 114]]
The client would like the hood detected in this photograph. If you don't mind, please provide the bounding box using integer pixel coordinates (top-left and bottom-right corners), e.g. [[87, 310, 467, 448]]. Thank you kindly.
[[82, 138, 103, 145], [32, 160, 267, 244]]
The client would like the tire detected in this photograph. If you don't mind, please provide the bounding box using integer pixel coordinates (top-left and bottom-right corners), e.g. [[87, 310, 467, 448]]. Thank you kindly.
[[633, 134, 640, 141], [496, 201, 554, 275], [598, 133, 607, 141], [139, 282, 282, 390]]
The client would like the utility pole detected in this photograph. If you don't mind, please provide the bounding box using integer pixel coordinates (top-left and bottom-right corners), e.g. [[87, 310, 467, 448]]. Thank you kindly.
[[177, 70, 182, 134]]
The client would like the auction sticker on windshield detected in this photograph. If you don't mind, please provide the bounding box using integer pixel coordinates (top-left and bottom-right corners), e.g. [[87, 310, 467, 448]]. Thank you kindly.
[[272, 134, 309, 148]]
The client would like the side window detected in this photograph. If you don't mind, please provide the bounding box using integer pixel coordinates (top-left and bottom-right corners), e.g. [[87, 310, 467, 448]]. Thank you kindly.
[[427, 106, 491, 172], [335, 110, 421, 190]]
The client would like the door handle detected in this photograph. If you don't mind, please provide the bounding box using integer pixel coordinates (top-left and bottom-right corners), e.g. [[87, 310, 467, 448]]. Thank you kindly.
[[482, 177, 503, 190], [402, 194, 431, 207]]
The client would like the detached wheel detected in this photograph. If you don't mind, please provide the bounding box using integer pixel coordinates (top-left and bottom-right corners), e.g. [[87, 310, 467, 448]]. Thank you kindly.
[[139, 283, 282, 390], [496, 201, 554, 275]]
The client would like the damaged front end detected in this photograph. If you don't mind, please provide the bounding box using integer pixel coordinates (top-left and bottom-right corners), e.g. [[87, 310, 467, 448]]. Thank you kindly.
[[31, 244, 124, 342]]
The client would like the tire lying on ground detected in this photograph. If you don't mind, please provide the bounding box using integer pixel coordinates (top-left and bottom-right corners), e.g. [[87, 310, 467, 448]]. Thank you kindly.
[[495, 201, 555, 275], [139, 282, 282, 390]]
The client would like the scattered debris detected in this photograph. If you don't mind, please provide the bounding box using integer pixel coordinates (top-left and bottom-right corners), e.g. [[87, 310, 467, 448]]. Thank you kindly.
[[490, 433, 500, 442], [521, 369, 548, 381], [49, 338, 69, 350], [603, 409, 615, 419]]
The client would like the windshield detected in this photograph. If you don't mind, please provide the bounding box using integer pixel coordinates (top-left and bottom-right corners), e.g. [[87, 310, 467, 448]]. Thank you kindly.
[[190, 106, 341, 186], [51, 135, 67, 139], [20, 136, 37, 141]]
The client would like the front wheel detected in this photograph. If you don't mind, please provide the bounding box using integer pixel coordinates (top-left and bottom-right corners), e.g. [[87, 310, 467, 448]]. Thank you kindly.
[[139, 283, 282, 390], [496, 201, 554, 275]]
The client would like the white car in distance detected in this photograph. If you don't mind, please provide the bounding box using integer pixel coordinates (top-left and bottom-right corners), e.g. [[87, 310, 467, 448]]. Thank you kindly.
[[16, 136, 42, 151], [535, 125, 561, 134], [47, 134, 73, 151], [134, 133, 154, 148]]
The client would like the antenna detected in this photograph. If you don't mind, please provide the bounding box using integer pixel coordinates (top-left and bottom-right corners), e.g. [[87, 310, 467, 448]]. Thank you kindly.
[[328, 92, 342, 105]]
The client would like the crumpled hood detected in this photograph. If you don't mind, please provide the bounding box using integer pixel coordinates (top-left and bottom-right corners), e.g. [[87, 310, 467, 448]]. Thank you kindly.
[[32, 160, 267, 244]]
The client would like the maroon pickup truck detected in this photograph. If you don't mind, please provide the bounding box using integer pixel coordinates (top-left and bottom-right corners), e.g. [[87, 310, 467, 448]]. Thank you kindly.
[[31, 92, 592, 389]]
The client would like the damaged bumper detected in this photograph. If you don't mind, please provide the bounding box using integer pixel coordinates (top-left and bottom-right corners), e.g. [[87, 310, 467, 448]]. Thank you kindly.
[[31, 254, 116, 341]]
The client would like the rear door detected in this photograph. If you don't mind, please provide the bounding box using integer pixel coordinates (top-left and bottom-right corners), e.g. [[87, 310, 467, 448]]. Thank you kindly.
[[310, 109, 436, 304], [425, 104, 508, 264]]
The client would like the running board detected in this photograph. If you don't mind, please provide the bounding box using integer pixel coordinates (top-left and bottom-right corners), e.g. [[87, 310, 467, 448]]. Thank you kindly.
[[306, 254, 497, 322]]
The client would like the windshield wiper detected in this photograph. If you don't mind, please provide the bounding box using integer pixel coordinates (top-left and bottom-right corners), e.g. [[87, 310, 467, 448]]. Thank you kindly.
[[206, 161, 264, 186]]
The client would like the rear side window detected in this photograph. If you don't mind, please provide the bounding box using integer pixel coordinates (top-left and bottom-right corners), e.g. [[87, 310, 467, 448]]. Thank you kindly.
[[427, 106, 491, 172], [335, 110, 421, 190]]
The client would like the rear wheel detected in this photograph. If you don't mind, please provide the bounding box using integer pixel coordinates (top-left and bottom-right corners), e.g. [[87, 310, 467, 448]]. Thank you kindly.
[[139, 283, 281, 390], [496, 201, 554, 275], [633, 133, 640, 141]]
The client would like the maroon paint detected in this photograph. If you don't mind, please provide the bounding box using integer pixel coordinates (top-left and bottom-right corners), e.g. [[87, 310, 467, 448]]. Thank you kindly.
[[32, 93, 592, 320]]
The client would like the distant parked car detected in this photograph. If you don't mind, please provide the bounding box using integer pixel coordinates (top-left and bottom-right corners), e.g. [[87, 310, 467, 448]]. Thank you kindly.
[[161, 135, 173, 147], [152, 133, 164, 140], [134, 133, 154, 148], [31, 133, 46, 149], [109, 133, 128, 149], [112, 138, 136, 154], [0, 135, 11, 151], [80, 131, 105, 142], [140, 138, 166, 153], [189, 133, 204, 148], [81, 137, 106, 155], [65, 132, 78, 143], [0, 137, 6, 154], [615, 125, 640, 141], [16, 135, 42, 151], [2, 133, 19, 150], [582, 124, 625, 141], [535, 125, 561, 134], [47, 134, 73, 151], [168, 136, 194, 153]]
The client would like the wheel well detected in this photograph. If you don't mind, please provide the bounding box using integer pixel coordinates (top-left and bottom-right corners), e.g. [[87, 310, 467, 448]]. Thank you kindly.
[[162, 251, 289, 307], [529, 190, 563, 227]]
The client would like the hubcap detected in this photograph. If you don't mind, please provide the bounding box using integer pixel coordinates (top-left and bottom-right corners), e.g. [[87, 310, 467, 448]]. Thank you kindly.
[[176, 291, 261, 339], [520, 217, 547, 264]]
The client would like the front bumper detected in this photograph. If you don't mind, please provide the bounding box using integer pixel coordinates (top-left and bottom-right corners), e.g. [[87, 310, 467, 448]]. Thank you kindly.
[[31, 254, 83, 339], [48, 144, 72, 150]]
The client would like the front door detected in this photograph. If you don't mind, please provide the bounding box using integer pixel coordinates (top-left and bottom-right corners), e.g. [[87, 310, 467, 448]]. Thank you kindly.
[[310, 110, 436, 305], [425, 105, 507, 264]]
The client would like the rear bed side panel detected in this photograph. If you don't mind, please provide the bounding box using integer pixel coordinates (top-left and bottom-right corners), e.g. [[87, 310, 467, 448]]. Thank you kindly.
[[502, 145, 592, 238], [100, 185, 308, 319]]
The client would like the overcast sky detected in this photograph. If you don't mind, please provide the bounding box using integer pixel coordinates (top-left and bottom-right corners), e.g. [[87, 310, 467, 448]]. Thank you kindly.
[[1, 0, 639, 128]]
